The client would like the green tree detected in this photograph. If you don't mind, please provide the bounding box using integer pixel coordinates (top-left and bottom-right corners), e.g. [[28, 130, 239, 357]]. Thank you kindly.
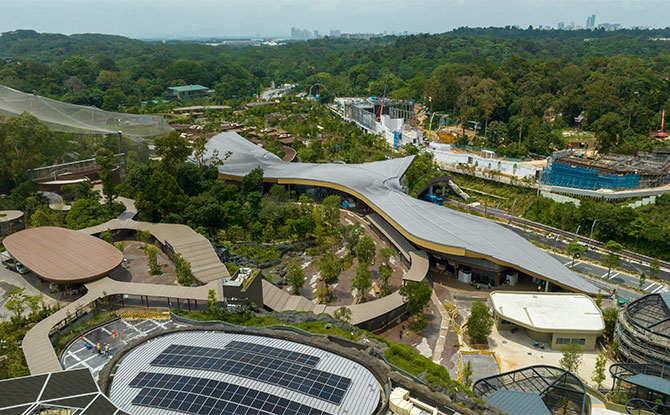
[[649, 258, 660, 280], [566, 238, 586, 268], [145, 244, 161, 275], [287, 263, 306, 295], [342, 223, 363, 258], [353, 262, 372, 300], [242, 167, 264, 195], [136, 230, 151, 242], [1, 113, 50, 181], [592, 351, 608, 390], [4, 288, 27, 321], [465, 301, 493, 344], [207, 289, 217, 314], [462, 361, 473, 388], [559, 342, 583, 374], [611, 339, 619, 359], [135, 168, 187, 222], [318, 252, 342, 302], [378, 264, 393, 297], [356, 236, 376, 265], [333, 306, 352, 325], [174, 253, 193, 286], [603, 240, 623, 279], [638, 272, 647, 288], [399, 282, 432, 325], [30, 205, 62, 227], [154, 131, 191, 174], [192, 135, 227, 167], [100, 229, 114, 244], [602, 308, 618, 341], [65, 198, 118, 230], [596, 289, 603, 309], [95, 148, 117, 205]]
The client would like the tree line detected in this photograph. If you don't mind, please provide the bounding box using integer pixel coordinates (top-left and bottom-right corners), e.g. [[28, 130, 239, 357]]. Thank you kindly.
[[1, 29, 670, 157]]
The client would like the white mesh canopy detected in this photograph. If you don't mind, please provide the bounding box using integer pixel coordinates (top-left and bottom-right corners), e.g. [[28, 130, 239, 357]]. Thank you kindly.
[[0, 85, 173, 138]]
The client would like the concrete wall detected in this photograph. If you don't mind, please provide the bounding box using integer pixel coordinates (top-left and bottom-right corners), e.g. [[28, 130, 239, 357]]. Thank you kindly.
[[223, 270, 264, 307], [551, 333, 598, 351], [495, 310, 598, 350], [428, 143, 540, 180]]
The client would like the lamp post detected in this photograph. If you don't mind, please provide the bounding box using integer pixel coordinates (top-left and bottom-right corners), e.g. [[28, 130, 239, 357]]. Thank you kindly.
[[427, 112, 437, 142], [589, 220, 597, 240]]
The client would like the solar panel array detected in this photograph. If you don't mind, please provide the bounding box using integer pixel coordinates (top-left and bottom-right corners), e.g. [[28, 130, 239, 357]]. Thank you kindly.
[[150, 344, 351, 404], [225, 341, 321, 366], [129, 372, 330, 415]]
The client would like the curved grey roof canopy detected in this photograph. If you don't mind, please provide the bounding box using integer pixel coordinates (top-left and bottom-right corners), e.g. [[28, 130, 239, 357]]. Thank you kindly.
[[205, 132, 598, 294]]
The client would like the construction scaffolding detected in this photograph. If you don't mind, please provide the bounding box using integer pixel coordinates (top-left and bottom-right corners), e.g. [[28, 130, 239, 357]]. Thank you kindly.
[[615, 294, 670, 367], [541, 151, 670, 191]]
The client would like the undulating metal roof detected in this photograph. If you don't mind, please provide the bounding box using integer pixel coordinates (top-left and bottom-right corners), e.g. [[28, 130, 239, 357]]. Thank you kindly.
[[205, 132, 599, 294]]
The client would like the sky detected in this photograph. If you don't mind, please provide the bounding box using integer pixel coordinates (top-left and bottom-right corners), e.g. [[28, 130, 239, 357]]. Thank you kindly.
[[0, 0, 668, 39]]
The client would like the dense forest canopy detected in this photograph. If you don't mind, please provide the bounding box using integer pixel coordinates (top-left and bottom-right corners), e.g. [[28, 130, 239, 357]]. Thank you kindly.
[[1, 28, 669, 157]]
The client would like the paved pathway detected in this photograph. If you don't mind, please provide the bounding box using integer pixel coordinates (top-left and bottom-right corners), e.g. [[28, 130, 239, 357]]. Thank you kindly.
[[430, 289, 451, 364], [589, 394, 624, 415], [0, 266, 60, 320], [22, 276, 223, 375], [62, 318, 186, 380]]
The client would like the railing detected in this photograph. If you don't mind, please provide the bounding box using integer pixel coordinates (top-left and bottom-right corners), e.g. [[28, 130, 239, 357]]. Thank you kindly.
[[625, 398, 670, 415]]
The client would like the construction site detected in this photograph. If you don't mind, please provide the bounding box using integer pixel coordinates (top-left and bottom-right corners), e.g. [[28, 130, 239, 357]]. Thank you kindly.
[[541, 150, 670, 191], [334, 97, 423, 148]]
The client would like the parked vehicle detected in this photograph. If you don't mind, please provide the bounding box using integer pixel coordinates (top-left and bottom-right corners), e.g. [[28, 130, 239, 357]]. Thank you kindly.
[[2, 255, 30, 274], [421, 193, 443, 205]]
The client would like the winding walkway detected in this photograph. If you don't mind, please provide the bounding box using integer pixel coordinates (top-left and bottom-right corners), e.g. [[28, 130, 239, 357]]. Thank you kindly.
[[431, 290, 452, 364], [22, 277, 223, 375], [262, 212, 430, 327]]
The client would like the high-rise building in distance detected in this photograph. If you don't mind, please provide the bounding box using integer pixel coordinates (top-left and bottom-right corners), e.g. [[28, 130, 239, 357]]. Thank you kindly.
[[586, 14, 596, 28]]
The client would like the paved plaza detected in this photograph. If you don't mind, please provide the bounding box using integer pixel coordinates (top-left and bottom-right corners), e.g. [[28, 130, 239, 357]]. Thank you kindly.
[[61, 318, 186, 379]]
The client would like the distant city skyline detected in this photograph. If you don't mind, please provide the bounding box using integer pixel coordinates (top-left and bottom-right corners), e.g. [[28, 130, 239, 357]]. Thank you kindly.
[[0, 0, 668, 39]]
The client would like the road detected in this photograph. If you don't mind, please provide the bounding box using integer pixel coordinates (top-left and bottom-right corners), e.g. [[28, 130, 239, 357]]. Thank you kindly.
[[444, 199, 670, 282], [546, 251, 668, 301], [439, 200, 670, 301], [502, 223, 670, 283]]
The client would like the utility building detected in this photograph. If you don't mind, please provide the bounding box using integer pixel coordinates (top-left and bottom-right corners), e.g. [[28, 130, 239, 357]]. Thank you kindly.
[[166, 85, 212, 102], [490, 291, 604, 350]]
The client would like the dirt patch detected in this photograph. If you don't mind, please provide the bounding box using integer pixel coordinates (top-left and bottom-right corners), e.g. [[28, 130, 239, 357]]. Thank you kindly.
[[379, 300, 441, 358], [110, 242, 178, 286]]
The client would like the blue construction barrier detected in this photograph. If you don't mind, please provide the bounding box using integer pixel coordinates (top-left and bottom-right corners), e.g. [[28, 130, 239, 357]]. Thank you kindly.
[[541, 162, 641, 190]]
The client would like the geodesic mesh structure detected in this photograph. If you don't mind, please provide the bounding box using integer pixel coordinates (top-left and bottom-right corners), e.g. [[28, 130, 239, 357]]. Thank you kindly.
[[473, 365, 587, 415], [615, 293, 670, 366], [0, 85, 172, 138]]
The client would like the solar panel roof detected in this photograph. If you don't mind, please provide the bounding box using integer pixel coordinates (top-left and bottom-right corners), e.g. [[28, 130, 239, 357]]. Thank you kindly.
[[0, 368, 127, 415], [130, 372, 331, 415], [150, 344, 350, 404], [108, 332, 381, 415]]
